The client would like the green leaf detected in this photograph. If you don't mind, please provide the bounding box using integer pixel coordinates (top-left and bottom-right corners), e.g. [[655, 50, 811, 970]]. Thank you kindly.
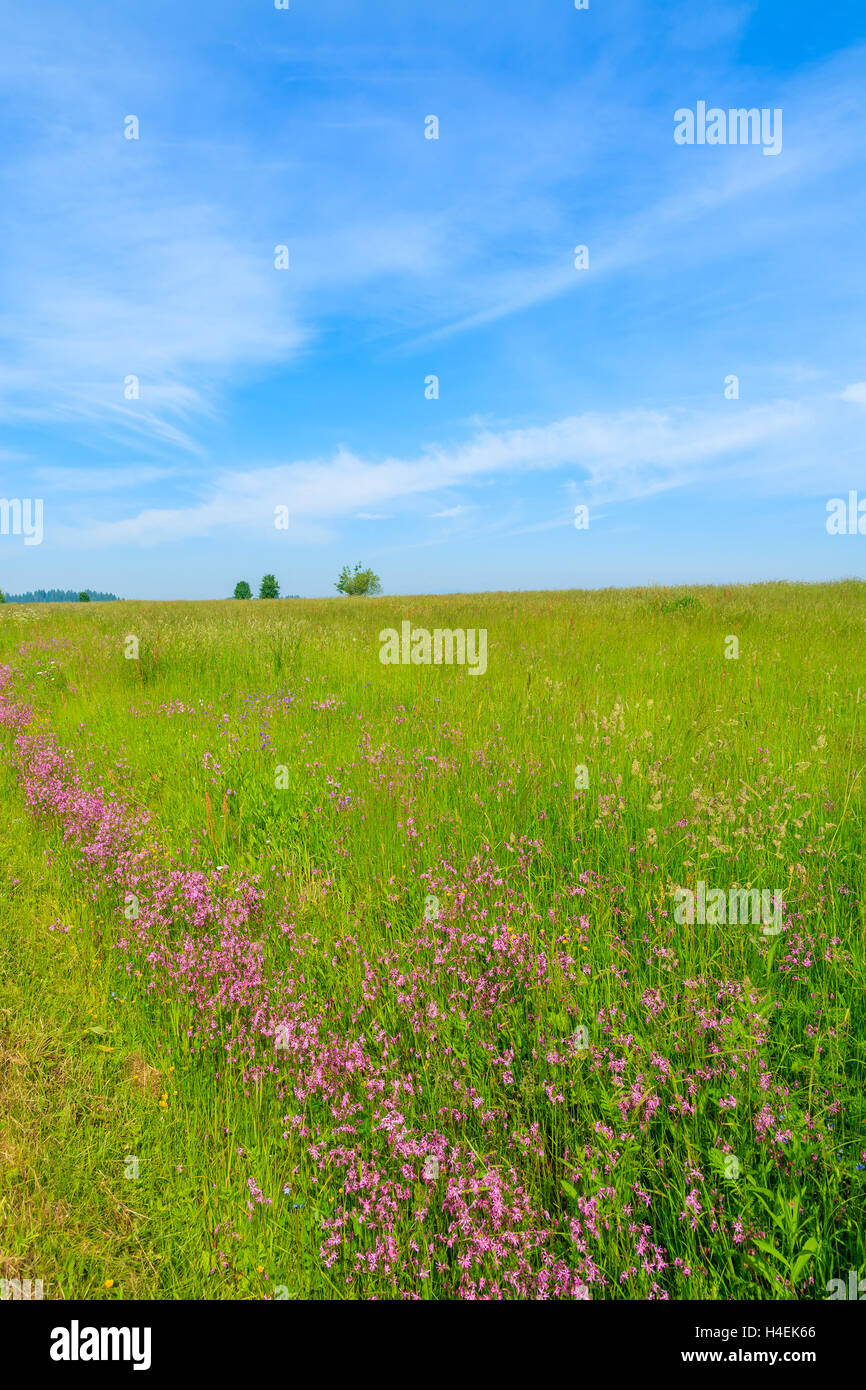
[[752, 1237, 786, 1263], [792, 1244, 818, 1281]]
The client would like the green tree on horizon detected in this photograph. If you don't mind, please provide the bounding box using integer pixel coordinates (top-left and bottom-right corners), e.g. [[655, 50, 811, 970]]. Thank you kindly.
[[335, 563, 382, 596], [259, 574, 280, 599], [233, 580, 252, 599]]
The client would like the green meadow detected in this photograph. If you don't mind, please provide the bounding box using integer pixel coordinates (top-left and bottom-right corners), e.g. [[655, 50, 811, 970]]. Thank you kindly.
[[0, 581, 864, 1300]]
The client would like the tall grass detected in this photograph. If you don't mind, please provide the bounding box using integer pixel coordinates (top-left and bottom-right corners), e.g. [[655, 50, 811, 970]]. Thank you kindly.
[[0, 582, 863, 1299]]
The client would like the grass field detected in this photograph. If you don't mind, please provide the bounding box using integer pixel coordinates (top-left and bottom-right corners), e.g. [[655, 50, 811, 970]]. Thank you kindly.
[[0, 582, 864, 1301]]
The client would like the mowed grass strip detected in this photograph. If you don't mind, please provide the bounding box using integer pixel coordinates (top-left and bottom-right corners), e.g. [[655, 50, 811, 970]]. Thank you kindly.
[[0, 759, 325, 1300]]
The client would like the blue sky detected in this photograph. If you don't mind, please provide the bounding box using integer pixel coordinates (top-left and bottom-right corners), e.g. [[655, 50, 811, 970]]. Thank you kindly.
[[1, 0, 865, 599]]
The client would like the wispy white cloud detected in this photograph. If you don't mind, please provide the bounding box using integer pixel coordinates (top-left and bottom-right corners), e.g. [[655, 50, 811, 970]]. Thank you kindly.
[[400, 48, 866, 349], [65, 398, 814, 548], [429, 504, 472, 518]]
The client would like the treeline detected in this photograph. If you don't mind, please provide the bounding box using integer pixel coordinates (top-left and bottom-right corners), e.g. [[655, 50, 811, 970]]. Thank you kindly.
[[2, 589, 120, 604]]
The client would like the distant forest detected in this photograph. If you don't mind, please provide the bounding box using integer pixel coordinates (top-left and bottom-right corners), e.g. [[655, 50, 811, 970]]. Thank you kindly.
[[2, 589, 120, 603]]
